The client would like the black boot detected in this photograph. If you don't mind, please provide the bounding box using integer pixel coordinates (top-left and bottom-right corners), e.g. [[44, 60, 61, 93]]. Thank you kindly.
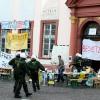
[[33, 89, 36, 92], [14, 95, 22, 98], [26, 93, 32, 97]]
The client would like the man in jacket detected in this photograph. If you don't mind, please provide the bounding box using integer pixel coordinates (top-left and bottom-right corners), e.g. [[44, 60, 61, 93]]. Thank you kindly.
[[27, 57, 45, 92], [57, 55, 65, 82], [9, 53, 32, 98]]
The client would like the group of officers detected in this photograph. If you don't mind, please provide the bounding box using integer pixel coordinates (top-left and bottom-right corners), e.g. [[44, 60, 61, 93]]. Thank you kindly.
[[9, 53, 45, 98]]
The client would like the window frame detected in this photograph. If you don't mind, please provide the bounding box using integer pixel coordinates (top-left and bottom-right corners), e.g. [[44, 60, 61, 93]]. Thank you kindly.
[[39, 20, 59, 59], [0, 29, 12, 53]]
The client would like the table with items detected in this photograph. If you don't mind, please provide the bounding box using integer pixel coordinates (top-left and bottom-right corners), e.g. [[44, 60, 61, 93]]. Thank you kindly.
[[64, 71, 90, 88], [0, 67, 13, 79]]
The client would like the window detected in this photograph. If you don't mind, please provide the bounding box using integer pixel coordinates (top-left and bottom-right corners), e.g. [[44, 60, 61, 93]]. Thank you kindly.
[[83, 22, 100, 40], [0, 29, 11, 53], [39, 20, 58, 58]]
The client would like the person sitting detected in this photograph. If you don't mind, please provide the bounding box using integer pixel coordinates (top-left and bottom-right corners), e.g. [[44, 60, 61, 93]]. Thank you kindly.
[[86, 68, 96, 87], [85, 66, 91, 74]]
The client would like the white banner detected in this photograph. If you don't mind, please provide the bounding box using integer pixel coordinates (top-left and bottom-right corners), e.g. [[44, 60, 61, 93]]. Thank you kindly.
[[0, 51, 15, 68], [82, 39, 100, 61], [51, 45, 69, 65], [1, 20, 29, 29]]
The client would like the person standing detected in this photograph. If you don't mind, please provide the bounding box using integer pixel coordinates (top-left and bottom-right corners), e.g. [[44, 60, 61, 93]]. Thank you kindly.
[[57, 55, 65, 82], [9, 53, 32, 98], [73, 53, 83, 72], [27, 57, 45, 92], [9, 53, 21, 97]]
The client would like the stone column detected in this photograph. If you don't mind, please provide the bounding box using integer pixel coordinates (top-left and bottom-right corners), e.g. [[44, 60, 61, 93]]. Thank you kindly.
[[69, 16, 78, 61]]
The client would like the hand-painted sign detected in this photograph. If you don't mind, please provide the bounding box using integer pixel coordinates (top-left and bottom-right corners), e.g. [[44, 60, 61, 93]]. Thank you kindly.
[[82, 39, 100, 60], [5, 32, 28, 50], [1, 20, 29, 29], [0, 51, 14, 68]]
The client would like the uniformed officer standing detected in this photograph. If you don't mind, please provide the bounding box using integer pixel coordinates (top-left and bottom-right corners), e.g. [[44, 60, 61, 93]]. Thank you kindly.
[[27, 57, 45, 92], [9, 53, 32, 98], [9, 53, 21, 96]]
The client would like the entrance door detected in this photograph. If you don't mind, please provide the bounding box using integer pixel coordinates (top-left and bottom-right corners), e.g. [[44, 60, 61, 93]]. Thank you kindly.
[[82, 21, 100, 72]]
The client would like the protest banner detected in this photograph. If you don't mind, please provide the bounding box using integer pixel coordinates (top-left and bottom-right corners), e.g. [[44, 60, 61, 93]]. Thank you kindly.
[[5, 32, 28, 50], [0, 51, 14, 68], [82, 39, 100, 60], [1, 20, 29, 29], [51, 45, 69, 65]]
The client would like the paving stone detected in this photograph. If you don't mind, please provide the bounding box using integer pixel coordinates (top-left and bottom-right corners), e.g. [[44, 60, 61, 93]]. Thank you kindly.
[[0, 80, 100, 100]]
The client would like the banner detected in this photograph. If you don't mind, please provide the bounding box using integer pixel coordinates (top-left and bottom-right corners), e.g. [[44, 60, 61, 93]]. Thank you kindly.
[[0, 51, 14, 68], [82, 39, 100, 61], [5, 32, 28, 50], [1, 20, 29, 29], [51, 45, 69, 65]]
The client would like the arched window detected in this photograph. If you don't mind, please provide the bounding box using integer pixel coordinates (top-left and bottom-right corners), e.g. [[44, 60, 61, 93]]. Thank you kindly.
[[83, 21, 100, 40]]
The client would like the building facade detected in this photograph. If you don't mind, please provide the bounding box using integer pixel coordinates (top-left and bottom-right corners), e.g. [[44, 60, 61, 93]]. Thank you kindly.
[[0, 0, 71, 68]]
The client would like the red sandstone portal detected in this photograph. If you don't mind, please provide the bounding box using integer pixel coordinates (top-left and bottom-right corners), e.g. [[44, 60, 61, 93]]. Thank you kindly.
[[66, 0, 100, 60]]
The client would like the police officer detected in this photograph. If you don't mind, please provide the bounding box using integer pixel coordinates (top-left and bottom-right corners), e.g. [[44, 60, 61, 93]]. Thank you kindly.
[[9, 53, 32, 98], [27, 56, 45, 92], [9, 53, 21, 96]]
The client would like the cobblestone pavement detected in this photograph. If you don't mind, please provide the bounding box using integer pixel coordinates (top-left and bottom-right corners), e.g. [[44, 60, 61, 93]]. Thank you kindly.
[[0, 80, 100, 100]]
